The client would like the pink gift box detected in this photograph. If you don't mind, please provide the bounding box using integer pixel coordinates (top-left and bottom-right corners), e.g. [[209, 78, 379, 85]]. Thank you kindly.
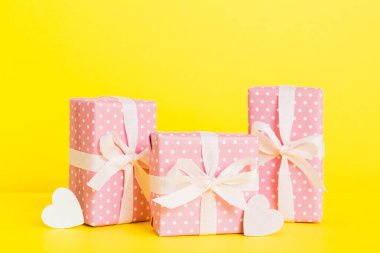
[[248, 86, 324, 222], [69, 97, 156, 226], [149, 132, 259, 236]]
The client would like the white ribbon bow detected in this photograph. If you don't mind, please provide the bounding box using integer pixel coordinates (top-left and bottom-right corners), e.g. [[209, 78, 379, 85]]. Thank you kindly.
[[251, 86, 325, 221], [150, 132, 258, 234], [87, 132, 150, 199], [69, 97, 150, 224]]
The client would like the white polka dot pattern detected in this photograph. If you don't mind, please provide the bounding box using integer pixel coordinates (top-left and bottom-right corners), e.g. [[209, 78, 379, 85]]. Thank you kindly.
[[69, 97, 156, 226], [149, 132, 259, 236], [248, 86, 323, 222]]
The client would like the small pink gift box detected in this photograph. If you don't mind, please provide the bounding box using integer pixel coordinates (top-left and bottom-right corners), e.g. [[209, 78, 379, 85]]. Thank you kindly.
[[149, 132, 259, 236], [248, 86, 325, 222], [69, 97, 156, 226]]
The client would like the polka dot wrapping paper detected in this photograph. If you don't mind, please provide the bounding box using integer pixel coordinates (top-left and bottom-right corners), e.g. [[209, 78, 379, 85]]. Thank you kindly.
[[149, 132, 259, 236], [248, 87, 324, 222], [69, 97, 156, 226]]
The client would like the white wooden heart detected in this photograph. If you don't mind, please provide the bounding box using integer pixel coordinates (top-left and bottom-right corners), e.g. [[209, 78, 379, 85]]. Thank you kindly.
[[41, 187, 84, 229], [244, 194, 284, 236]]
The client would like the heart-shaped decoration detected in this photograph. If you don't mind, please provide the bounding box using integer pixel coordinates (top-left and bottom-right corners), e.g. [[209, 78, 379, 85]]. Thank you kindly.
[[244, 194, 284, 236], [41, 187, 84, 229]]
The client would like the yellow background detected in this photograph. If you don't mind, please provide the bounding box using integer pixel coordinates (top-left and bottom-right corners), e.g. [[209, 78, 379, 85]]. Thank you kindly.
[[1, 0, 379, 252]]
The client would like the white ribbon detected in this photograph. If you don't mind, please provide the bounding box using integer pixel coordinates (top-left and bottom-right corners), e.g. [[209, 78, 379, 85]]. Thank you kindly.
[[69, 98, 150, 224], [251, 86, 325, 221], [150, 132, 258, 234]]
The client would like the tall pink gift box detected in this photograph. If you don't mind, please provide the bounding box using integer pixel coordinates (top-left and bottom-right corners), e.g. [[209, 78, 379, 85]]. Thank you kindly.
[[69, 97, 156, 226], [248, 86, 324, 222], [149, 132, 259, 236]]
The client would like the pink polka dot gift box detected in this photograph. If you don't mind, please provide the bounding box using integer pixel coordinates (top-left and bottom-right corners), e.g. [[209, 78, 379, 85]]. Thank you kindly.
[[69, 97, 156, 226], [149, 132, 261, 236], [248, 86, 325, 222]]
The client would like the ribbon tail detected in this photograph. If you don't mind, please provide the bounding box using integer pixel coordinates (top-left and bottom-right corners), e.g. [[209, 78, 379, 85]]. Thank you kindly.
[[218, 171, 259, 191], [277, 157, 295, 222], [288, 155, 326, 191], [153, 184, 206, 209], [118, 165, 134, 224], [213, 185, 247, 210], [199, 191, 217, 235], [135, 149, 150, 167], [134, 163, 151, 201], [87, 162, 120, 191]]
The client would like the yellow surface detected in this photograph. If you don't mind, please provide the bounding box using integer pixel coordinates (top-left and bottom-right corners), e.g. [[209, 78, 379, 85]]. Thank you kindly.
[[2, 192, 379, 252], [1, 0, 379, 252]]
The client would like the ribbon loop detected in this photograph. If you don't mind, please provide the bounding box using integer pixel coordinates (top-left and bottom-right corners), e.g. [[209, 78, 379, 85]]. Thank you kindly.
[[99, 133, 125, 160]]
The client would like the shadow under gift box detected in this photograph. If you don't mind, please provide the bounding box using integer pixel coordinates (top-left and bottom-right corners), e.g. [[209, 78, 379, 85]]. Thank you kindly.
[[149, 132, 259, 236], [248, 86, 324, 222], [69, 97, 156, 226]]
